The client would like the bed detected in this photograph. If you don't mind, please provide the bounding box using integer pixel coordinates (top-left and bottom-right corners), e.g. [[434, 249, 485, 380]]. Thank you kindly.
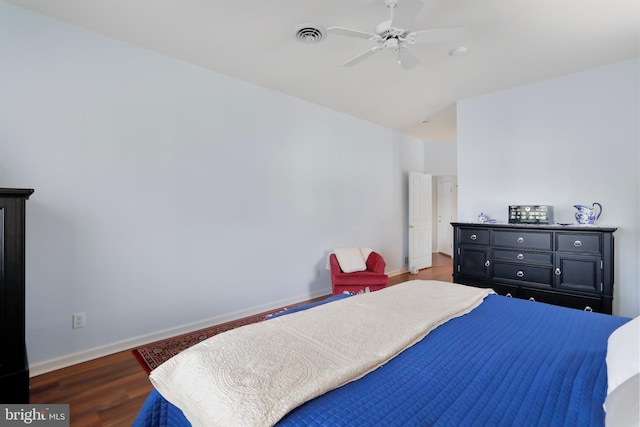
[[133, 280, 638, 427]]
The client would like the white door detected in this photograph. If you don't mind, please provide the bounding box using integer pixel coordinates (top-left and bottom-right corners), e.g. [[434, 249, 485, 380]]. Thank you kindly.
[[437, 179, 457, 256], [408, 172, 432, 272]]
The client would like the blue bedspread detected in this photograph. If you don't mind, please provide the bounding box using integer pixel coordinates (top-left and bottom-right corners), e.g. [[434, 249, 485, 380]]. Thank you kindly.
[[133, 293, 629, 427]]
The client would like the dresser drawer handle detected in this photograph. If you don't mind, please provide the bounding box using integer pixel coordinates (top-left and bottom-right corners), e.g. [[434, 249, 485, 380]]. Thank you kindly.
[[574, 240, 582, 247], [517, 237, 525, 243], [505, 293, 513, 298], [529, 297, 536, 302], [555, 268, 562, 276], [516, 270, 524, 278], [484, 260, 491, 267], [584, 306, 593, 312], [470, 234, 477, 240], [516, 253, 524, 260]]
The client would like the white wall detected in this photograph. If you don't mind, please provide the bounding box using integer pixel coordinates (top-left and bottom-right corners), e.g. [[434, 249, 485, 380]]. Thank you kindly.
[[424, 140, 457, 175], [0, 2, 424, 372], [457, 58, 640, 318]]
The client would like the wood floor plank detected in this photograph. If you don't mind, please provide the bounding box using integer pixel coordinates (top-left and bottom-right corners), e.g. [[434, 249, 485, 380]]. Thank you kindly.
[[29, 254, 452, 426]]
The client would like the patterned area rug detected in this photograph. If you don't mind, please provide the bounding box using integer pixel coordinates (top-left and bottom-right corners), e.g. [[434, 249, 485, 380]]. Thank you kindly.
[[132, 297, 329, 374]]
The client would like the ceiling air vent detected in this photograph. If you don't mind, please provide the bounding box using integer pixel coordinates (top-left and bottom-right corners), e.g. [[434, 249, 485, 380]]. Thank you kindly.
[[295, 25, 326, 44]]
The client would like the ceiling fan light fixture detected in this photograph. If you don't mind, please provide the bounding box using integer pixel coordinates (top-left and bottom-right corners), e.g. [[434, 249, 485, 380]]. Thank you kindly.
[[327, 0, 467, 69], [449, 47, 468, 56], [295, 24, 326, 44]]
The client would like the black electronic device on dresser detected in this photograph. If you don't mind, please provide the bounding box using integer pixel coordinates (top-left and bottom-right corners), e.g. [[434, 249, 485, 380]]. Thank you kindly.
[[0, 188, 33, 403], [452, 222, 616, 314]]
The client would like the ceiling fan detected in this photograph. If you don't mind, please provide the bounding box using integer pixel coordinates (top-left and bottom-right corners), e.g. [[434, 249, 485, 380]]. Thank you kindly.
[[328, 0, 466, 69]]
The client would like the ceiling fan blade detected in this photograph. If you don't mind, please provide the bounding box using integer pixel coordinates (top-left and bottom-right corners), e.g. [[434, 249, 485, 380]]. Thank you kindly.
[[394, 48, 420, 69], [390, 0, 425, 30], [409, 26, 467, 44], [328, 26, 377, 40], [342, 46, 383, 67]]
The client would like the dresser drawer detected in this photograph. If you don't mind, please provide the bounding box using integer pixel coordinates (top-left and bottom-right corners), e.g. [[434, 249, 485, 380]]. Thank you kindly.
[[458, 228, 490, 245], [490, 283, 520, 298], [493, 262, 553, 286], [493, 249, 553, 265], [493, 230, 552, 250], [520, 288, 602, 312], [556, 233, 601, 254]]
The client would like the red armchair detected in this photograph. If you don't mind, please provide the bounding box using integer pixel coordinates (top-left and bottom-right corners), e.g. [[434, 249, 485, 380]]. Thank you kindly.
[[329, 251, 389, 295]]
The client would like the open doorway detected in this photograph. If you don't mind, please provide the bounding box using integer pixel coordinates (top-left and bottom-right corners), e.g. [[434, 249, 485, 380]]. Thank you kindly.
[[434, 176, 457, 257]]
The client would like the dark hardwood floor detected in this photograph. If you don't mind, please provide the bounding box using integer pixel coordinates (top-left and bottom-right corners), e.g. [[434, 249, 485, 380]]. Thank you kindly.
[[29, 253, 453, 426]]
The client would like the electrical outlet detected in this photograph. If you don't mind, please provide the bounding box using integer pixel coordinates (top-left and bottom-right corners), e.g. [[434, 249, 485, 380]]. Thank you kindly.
[[72, 312, 85, 329]]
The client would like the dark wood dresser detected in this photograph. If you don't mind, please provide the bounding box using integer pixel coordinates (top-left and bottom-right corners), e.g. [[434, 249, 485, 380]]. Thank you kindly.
[[452, 222, 616, 314], [0, 188, 33, 402]]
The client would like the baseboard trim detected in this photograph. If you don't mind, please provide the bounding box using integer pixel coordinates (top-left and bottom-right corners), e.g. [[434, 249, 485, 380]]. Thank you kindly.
[[29, 289, 331, 377]]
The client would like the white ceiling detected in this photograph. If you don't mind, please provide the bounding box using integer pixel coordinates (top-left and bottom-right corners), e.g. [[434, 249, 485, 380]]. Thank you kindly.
[[6, 0, 639, 141]]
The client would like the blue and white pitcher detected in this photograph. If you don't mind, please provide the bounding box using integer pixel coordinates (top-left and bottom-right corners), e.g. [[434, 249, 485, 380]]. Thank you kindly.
[[574, 202, 602, 225]]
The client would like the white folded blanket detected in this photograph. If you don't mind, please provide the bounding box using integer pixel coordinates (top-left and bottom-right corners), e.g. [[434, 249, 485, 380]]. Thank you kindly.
[[332, 246, 373, 272], [150, 280, 493, 427]]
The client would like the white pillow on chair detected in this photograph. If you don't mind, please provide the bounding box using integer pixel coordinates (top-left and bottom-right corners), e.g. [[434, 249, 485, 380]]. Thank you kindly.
[[334, 247, 367, 273]]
